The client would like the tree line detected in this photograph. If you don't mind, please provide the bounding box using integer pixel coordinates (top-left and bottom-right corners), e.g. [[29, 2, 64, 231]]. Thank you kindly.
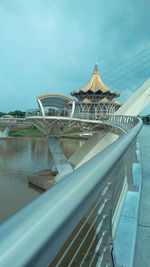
[[0, 110, 26, 118]]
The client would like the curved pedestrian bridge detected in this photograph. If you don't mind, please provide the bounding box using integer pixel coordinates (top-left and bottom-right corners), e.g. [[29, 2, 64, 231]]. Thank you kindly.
[[26, 111, 139, 136], [0, 80, 150, 266], [0, 113, 143, 267]]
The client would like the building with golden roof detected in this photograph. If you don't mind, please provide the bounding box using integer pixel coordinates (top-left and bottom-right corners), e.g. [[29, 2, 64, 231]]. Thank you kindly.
[[70, 64, 121, 117]]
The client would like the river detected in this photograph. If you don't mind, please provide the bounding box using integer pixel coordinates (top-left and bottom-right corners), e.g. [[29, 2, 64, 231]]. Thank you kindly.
[[0, 137, 83, 223]]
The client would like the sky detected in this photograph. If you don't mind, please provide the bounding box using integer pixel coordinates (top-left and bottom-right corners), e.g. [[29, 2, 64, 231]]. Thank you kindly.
[[0, 0, 150, 114]]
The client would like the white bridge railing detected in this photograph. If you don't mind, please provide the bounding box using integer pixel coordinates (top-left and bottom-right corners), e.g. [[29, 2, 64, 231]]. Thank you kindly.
[[0, 116, 143, 266], [26, 109, 140, 135], [0, 117, 32, 127]]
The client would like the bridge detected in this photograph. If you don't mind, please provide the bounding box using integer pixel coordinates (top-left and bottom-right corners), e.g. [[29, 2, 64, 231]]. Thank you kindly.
[[0, 117, 32, 137], [0, 79, 150, 266]]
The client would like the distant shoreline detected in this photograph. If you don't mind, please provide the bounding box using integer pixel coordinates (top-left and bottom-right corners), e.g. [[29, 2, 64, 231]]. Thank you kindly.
[[9, 128, 87, 140]]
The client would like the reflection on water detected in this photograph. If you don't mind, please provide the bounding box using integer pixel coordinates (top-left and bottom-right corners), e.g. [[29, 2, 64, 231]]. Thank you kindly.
[[0, 137, 83, 223]]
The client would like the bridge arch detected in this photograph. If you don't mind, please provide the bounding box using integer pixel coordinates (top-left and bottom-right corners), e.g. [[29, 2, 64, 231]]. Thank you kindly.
[[37, 94, 75, 118]]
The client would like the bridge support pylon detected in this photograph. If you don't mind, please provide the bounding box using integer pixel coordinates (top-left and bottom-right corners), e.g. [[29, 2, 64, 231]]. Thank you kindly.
[[0, 126, 11, 138], [47, 137, 73, 182]]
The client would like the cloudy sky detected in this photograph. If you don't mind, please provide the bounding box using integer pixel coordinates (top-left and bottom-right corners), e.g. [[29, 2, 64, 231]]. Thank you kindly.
[[0, 0, 150, 114]]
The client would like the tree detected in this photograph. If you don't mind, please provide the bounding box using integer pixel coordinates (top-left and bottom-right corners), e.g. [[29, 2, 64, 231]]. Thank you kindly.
[[0, 112, 5, 117], [7, 110, 26, 117]]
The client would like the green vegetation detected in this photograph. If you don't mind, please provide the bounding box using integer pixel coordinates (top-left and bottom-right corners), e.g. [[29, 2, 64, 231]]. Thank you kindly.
[[9, 128, 45, 137], [62, 135, 88, 140], [9, 128, 87, 140], [67, 127, 78, 133], [0, 112, 5, 117], [7, 110, 26, 117], [0, 110, 25, 117], [141, 115, 150, 125]]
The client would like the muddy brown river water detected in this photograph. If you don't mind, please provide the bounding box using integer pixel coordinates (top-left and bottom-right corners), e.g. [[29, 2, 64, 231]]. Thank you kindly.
[[0, 137, 83, 223]]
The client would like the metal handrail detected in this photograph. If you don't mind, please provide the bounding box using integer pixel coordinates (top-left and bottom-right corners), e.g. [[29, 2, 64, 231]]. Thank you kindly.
[[0, 117, 26, 120], [26, 109, 138, 125], [0, 118, 32, 129], [0, 117, 143, 266], [26, 112, 140, 137]]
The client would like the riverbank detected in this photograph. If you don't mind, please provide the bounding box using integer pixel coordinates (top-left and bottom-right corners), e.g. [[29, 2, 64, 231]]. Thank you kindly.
[[9, 128, 88, 140], [9, 128, 45, 137]]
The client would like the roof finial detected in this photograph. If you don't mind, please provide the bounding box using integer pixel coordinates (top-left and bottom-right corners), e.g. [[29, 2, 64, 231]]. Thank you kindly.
[[94, 62, 98, 73], [96, 54, 98, 63]]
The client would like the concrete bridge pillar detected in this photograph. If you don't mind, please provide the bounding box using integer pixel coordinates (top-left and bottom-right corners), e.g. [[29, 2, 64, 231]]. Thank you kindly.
[[0, 126, 11, 138], [47, 137, 73, 182]]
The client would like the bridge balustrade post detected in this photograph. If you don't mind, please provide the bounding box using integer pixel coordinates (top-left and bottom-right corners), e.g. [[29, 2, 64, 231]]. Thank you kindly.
[[123, 140, 138, 191], [95, 182, 114, 267]]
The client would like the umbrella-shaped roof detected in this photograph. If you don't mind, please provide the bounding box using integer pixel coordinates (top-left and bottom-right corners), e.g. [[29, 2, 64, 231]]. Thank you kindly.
[[71, 64, 120, 97]]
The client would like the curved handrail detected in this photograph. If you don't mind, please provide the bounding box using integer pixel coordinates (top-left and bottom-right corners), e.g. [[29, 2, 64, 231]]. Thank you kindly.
[[26, 109, 140, 129], [0, 117, 143, 266]]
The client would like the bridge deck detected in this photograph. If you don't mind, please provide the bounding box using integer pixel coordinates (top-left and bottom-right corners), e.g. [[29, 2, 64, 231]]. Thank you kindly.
[[134, 125, 150, 266]]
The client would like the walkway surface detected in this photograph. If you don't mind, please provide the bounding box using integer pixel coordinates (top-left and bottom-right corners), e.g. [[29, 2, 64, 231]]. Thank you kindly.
[[134, 125, 150, 266]]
